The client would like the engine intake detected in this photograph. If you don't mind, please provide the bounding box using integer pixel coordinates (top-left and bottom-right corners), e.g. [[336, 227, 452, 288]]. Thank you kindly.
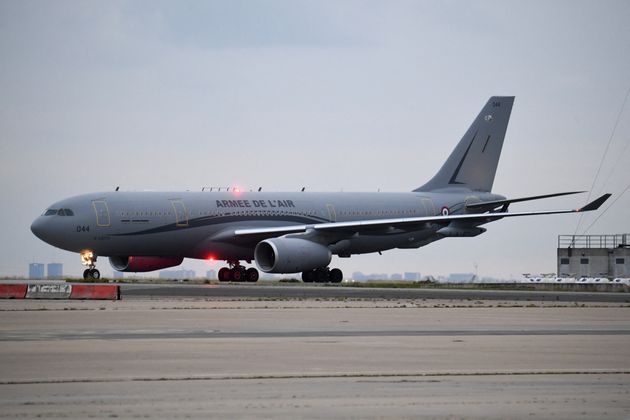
[[255, 238, 331, 273], [109, 256, 184, 272]]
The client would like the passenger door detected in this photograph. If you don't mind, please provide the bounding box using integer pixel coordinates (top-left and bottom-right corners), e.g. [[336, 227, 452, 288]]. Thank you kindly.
[[170, 200, 189, 227], [92, 200, 111, 227]]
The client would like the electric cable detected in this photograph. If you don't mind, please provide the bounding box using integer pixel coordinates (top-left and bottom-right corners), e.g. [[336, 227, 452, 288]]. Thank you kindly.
[[583, 181, 630, 234], [574, 86, 630, 236]]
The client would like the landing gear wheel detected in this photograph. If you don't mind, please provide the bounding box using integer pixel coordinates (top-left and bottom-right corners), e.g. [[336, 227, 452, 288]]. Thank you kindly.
[[232, 268, 243, 282], [315, 268, 329, 283], [218, 267, 231, 282], [302, 270, 315, 283], [80, 252, 99, 281], [245, 268, 259, 283], [329, 268, 343, 283]]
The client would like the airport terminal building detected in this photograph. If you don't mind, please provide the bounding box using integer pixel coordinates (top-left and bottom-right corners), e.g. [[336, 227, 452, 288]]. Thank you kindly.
[[557, 234, 630, 278]]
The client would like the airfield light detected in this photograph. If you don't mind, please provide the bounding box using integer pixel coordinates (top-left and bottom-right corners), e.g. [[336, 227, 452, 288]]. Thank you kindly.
[[80, 250, 94, 266]]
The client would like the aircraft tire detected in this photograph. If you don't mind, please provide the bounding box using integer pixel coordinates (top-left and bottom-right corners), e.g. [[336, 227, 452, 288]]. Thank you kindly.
[[218, 267, 230, 282], [246, 268, 259, 282], [83, 269, 90, 280], [89, 269, 100, 280], [329, 268, 343, 283], [315, 268, 329, 283], [302, 271, 314, 283], [232, 268, 243, 282]]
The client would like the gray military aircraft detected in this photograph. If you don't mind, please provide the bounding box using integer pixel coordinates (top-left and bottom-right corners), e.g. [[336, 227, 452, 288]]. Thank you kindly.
[[31, 96, 610, 282]]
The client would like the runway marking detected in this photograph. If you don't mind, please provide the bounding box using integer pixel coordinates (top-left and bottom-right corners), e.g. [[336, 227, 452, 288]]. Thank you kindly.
[[1, 370, 629, 386], [2, 328, 630, 341]]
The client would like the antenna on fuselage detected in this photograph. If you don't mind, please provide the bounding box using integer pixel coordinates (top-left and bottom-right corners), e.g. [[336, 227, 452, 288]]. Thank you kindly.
[[258, 187, 262, 192], [115, 186, 119, 191], [301, 187, 305, 192]]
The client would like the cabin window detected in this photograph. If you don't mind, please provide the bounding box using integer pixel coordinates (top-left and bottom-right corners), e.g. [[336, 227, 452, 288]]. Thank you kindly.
[[44, 209, 58, 216]]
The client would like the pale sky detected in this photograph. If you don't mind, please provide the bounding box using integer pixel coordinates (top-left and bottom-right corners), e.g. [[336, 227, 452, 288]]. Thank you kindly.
[[1, 0, 629, 279]]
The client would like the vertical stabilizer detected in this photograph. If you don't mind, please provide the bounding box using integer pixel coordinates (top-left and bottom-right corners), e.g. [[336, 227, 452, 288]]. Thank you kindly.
[[415, 96, 514, 192]]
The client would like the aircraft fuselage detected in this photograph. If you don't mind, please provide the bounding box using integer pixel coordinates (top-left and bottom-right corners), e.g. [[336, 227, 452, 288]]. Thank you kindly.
[[31, 190, 503, 261]]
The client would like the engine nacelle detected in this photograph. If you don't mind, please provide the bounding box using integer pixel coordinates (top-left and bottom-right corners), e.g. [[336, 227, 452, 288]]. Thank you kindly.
[[109, 256, 184, 272], [254, 238, 331, 273]]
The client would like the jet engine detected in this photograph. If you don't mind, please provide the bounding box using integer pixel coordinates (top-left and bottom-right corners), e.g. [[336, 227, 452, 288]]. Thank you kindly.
[[254, 238, 331, 273], [109, 256, 184, 272]]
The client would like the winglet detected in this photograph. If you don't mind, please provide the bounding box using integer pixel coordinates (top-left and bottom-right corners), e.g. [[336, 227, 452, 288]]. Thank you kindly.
[[578, 193, 612, 212]]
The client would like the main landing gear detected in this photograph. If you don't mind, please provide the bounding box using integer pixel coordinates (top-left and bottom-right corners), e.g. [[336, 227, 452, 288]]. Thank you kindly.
[[302, 267, 343, 283], [80, 251, 100, 280], [218, 261, 259, 283]]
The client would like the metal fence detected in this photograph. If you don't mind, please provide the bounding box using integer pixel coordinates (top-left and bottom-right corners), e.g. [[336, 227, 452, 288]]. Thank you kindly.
[[558, 234, 630, 249]]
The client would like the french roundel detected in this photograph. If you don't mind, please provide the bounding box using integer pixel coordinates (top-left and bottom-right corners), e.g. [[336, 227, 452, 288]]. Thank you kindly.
[[441, 206, 450, 216]]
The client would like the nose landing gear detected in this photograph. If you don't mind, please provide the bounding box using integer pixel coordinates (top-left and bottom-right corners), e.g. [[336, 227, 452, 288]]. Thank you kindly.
[[81, 251, 100, 280], [218, 261, 259, 282]]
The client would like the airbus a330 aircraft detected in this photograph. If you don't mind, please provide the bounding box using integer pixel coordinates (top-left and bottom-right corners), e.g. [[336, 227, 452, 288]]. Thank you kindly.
[[31, 97, 610, 282]]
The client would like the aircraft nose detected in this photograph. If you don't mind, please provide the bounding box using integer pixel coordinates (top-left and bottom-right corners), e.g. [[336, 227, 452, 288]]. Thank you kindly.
[[31, 217, 49, 242]]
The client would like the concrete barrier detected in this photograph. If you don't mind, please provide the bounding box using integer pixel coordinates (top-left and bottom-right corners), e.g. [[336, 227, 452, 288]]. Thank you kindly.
[[70, 284, 120, 300], [0, 284, 27, 299], [25, 284, 72, 299]]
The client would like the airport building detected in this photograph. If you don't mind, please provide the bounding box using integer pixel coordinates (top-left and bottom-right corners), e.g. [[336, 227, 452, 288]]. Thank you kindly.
[[29, 263, 45, 279], [557, 234, 630, 278], [47, 263, 63, 279]]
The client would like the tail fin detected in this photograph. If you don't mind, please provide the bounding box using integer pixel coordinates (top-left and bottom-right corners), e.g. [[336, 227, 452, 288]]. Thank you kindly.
[[415, 96, 514, 192]]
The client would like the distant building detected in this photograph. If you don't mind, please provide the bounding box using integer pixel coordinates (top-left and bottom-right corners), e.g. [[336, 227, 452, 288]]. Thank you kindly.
[[159, 269, 196, 280], [352, 272, 366, 281], [390, 273, 402, 281], [558, 234, 630, 278], [206, 270, 217, 280], [112, 271, 124, 279], [29, 263, 45, 280], [403, 272, 421, 281], [47, 263, 63, 279]]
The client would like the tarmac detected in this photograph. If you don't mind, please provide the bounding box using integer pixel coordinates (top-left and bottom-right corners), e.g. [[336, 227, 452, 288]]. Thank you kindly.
[[1, 290, 629, 418], [121, 282, 630, 302]]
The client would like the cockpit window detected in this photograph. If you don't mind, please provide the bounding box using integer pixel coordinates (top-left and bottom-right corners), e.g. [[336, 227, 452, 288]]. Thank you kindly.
[[44, 208, 74, 216]]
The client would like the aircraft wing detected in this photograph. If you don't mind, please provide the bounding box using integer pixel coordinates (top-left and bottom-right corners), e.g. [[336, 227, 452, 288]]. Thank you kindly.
[[465, 191, 586, 212], [234, 193, 611, 238]]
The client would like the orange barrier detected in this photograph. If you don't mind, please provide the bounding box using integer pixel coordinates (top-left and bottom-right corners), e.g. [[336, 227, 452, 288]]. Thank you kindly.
[[0, 284, 27, 299], [70, 284, 120, 300]]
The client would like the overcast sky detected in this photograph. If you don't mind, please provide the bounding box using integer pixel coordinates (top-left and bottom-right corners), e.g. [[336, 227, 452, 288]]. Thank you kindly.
[[1, 0, 629, 279]]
